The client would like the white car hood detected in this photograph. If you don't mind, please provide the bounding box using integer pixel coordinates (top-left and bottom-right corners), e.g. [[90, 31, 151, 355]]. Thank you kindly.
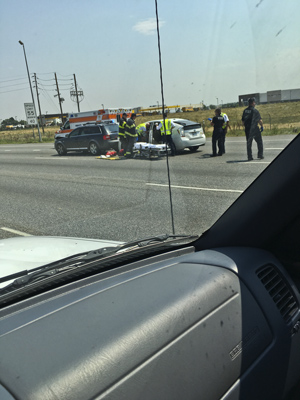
[[0, 236, 123, 280]]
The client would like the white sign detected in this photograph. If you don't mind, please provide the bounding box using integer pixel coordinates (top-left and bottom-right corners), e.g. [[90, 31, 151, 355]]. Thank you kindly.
[[24, 103, 37, 125]]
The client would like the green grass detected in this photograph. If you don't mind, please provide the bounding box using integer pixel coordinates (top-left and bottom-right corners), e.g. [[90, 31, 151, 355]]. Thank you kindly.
[[0, 127, 57, 144], [1, 101, 299, 144]]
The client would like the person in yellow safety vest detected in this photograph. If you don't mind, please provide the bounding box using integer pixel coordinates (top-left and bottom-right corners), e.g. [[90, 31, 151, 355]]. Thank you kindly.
[[118, 112, 127, 154], [220, 110, 231, 154], [124, 113, 137, 158], [156, 113, 176, 156], [136, 123, 150, 142]]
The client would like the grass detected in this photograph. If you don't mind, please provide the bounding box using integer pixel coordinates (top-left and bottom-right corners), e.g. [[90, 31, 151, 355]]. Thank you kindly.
[[1, 101, 299, 144], [136, 101, 300, 138]]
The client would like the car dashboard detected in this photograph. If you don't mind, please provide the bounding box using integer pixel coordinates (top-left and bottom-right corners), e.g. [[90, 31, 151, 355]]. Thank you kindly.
[[0, 246, 300, 400]]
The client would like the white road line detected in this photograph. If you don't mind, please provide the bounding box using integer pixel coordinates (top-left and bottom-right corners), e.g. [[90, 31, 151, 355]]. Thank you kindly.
[[146, 183, 243, 193], [32, 149, 41, 152], [1, 227, 32, 237], [4, 150, 12, 152], [265, 147, 284, 150], [34, 157, 69, 160]]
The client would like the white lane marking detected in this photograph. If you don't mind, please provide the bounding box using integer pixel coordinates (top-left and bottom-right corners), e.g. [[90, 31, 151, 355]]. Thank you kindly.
[[1, 227, 32, 236], [32, 149, 41, 152], [265, 147, 284, 150], [34, 157, 69, 160], [146, 183, 243, 193], [4, 150, 12, 152]]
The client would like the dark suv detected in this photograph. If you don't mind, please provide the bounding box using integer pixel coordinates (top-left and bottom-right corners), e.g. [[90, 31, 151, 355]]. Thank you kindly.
[[54, 123, 120, 156]]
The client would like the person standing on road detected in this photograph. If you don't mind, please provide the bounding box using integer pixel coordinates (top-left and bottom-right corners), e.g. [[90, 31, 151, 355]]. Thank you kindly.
[[210, 108, 225, 157], [242, 98, 264, 161], [118, 112, 127, 154], [220, 110, 230, 154], [124, 113, 138, 158], [156, 113, 176, 156]]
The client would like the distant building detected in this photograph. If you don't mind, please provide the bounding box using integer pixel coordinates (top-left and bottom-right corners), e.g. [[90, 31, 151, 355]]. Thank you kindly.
[[239, 89, 300, 106], [40, 113, 67, 126], [239, 93, 260, 106]]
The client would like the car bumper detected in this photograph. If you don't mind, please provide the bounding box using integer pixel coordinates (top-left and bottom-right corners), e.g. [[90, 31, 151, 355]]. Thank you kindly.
[[107, 139, 120, 152], [180, 135, 206, 148]]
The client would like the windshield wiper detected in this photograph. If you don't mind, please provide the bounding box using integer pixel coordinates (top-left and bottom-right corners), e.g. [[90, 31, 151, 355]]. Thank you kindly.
[[0, 234, 198, 297], [115, 233, 198, 249], [0, 245, 119, 286]]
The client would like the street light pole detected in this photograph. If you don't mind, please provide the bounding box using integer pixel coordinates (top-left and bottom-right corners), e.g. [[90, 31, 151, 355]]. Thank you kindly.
[[216, 97, 219, 106], [18, 40, 42, 142]]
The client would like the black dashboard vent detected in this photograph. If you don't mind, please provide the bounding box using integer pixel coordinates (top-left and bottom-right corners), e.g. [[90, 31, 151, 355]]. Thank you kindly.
[[257, 265, 299, 323]]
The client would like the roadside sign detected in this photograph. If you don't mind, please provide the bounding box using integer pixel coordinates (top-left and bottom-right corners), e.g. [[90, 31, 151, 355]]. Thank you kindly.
[[24, 103, 37, 125]]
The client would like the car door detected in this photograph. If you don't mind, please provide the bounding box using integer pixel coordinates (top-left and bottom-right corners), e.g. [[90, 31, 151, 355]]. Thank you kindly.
[[149, 120, 161, 144], [80, 126, 100, 150], [66, 127, 84, 150], [170, 121, 184, 151]]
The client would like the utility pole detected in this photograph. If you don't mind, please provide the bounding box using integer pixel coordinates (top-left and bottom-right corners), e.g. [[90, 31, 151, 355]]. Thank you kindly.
[[18, 40, 42, 142], [54, 72, 64, 123], [33, 73, 44, 134], [73, 74, 80, 112]]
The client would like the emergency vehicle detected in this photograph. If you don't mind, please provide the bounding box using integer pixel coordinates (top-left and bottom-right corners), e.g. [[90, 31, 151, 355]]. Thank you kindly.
[[55, 108, 135, 137]]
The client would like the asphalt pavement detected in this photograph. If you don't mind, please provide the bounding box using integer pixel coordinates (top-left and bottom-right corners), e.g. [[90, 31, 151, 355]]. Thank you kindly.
[[0, 135, 296, 241]]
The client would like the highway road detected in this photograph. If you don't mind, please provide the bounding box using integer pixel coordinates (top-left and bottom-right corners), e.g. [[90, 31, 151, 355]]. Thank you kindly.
[[0, 135, 296, 241]]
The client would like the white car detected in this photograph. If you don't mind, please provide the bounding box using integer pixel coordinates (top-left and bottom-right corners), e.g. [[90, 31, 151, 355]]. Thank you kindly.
[[147, 118, 206, 152]]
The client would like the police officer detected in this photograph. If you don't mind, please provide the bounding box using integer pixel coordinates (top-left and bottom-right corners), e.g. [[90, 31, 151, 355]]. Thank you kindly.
[[220, 110, 230, 154], [124, 113, 138, 158], [156, 113, 176, 156], [242, 98, 264, 161], [210, 108, 225, 157], [118, 112, 127, 154]]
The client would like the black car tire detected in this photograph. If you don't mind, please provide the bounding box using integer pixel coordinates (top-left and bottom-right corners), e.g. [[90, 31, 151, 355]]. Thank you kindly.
[[56, 143, 67, 156], [189, 146, 200, 152], [89, 142, 100, 155]]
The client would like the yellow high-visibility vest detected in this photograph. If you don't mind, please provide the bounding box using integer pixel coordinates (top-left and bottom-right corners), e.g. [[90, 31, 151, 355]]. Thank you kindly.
[[160, 119, 172, 135]]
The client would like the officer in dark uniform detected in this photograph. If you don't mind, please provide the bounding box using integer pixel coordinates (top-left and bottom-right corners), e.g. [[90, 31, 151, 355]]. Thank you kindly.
[[210, 108, 225, 157], [242, 98, 264, 161]]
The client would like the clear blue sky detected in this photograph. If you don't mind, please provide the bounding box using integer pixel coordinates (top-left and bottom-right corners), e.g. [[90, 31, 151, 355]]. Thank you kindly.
[[0, 0, 299, 120]]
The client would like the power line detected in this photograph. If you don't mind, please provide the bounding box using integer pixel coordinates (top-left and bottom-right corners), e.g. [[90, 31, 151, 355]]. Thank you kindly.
[[39, 88, 60, 112], [56, 72, 73, 78], [36, 77, 56, 82], [0, 87, 29, 94], [0, 77, 28, 84], [0, 82, 31, 89], [37, 82, 56, 87]]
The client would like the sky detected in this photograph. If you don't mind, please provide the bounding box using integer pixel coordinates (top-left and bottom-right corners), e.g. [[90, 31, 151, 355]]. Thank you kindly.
[[0, 0, 299, 121]]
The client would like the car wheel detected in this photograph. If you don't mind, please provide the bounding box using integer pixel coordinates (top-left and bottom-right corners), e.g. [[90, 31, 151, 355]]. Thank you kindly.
[[189, 146, 200, 152], [56, 143, 67, 156], [89, 142, 100, 155]]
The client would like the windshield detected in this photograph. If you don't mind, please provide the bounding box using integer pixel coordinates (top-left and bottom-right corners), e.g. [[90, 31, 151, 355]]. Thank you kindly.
[[0, 1, 299, 272]]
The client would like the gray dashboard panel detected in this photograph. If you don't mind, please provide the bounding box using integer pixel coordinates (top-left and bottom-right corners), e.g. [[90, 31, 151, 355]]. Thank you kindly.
[[0, 247, 298, 400]]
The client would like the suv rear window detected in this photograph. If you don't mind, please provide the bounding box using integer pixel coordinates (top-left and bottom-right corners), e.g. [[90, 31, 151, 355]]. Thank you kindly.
[[104, 124, 119, 135], [83, 126, 100, 134]]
